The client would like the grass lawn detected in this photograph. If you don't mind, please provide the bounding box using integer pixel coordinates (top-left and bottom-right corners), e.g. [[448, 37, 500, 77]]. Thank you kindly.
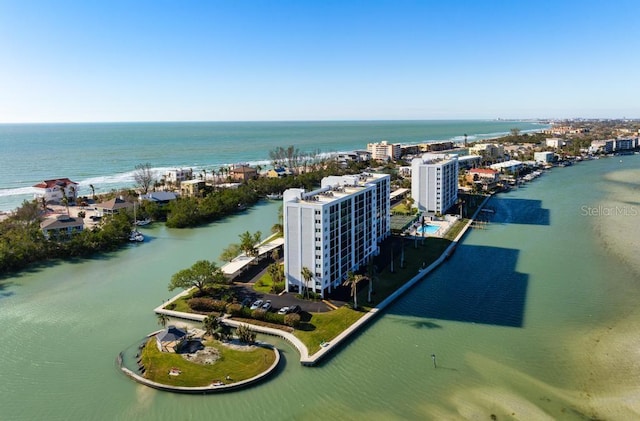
[[443, 219, 468, 241], [294, 306, 367, 354], [253, 272, 274, 294], [361, 237, 452, 308], [140, 338, 276, 387]]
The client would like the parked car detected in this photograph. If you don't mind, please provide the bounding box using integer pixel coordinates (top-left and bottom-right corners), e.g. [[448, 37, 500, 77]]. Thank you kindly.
[[261, 300, 272, 311], [277, 306, 290, 315], [288, 305, 301, 314], [241, 297, 252, 307], [250, 299, 263, 310]]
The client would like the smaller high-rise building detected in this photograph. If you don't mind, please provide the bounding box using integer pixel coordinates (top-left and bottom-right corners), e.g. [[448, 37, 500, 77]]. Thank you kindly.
[[411, 154, 459, 214], [367, 140, 401, 161]]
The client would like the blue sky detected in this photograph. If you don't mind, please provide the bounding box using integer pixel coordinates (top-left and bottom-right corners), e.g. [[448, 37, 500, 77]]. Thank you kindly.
[[1, 0, 638, 123]]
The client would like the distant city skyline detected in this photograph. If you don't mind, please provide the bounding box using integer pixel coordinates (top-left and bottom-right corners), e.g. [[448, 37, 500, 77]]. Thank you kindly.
[[1, 0, 638, 123]]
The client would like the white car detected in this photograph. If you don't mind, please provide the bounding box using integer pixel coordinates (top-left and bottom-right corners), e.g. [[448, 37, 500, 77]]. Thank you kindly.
[[250, 299, 263, 310], [277, 306, 289, 315], [261, 300, 272, 311]]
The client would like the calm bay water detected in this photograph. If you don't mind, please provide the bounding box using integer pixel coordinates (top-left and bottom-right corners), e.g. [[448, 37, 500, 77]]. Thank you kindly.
[[1, 154, 639, 420], [0, 120, 544, 211]]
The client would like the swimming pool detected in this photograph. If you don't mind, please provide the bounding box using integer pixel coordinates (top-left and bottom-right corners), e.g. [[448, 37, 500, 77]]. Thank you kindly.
[[415, 224, 440, 235]]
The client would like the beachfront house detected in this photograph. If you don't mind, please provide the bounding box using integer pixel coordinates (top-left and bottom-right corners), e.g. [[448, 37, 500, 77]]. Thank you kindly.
[[94, 197, 134, 217], [164, 169, 193, 185], [283, 172, 390, 299], [139, 191, 177, 205], [33, 178, 79, 205], [40, 215, 84, 240], [180, 179, 206, 198], [230, 165, 258, 182]]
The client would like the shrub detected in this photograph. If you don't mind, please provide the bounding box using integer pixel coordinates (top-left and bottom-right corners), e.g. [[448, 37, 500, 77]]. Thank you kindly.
[[210, 299, 228, 312], [225, 303, 242, 316], [236, 324, 256, 344], [284, 313, 301, 328], [188, 297, 216, 312], [165, 303, 176, 310], [271, 282, 285, 294], [251, 308, 266, 320], [264, 312, 284, 324]]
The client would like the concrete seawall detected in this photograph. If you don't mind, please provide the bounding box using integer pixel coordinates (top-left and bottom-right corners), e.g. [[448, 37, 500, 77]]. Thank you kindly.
[[117, 343, 280, 393], [154, 194, 492, 366]]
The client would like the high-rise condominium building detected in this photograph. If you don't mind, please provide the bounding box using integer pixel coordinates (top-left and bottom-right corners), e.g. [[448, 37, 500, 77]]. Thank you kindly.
[[283, 173, 390, 298], [411, 153, 459, 214]]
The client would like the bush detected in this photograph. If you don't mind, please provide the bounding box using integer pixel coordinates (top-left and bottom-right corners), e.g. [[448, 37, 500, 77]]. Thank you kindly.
[[264, 312, 285, 325], [284, 313, 301, 328], [188, 297, 216, 312], [251, 308, 267, 320], [271, 282, 285, 294], [210, 299, 228, 312], [225, 303, 242, 316], [236, 324, 256, 344]]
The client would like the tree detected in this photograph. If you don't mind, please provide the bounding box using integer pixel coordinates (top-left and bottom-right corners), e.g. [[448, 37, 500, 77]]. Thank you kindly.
[[60, 187, 70, 216], [168, 260, 227, 294], [239, 230, 261, 257], [300, 266, 314, 299], [203, 314, 220, 338], [343, 271, 365, 309], [157, 313, 169, 328], [219, 243, 242, 262], [366, 261, 377, 303], [133, 163, 155, 194], [235, 323, 256, 344], [89, 184, 96, 200], [269, 145, 302, 173]]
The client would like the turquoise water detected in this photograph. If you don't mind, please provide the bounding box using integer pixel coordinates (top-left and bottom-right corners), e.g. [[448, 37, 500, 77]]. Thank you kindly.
[[0, 120, 545, 211], [415, 224, 439, 235], [1, 155, 639, 420]]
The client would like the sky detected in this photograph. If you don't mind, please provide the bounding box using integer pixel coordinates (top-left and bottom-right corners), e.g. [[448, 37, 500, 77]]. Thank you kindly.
[[0, 0, 638, 123]]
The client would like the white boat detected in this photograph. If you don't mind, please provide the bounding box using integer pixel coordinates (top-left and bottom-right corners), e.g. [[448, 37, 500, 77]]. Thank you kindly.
[[129, 230, 144, 242], [134, 218, 151, 226], [266, 193, 283, 200]]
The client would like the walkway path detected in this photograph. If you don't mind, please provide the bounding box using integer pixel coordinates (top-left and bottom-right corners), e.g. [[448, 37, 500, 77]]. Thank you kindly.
[[155, 195, 492, 366]]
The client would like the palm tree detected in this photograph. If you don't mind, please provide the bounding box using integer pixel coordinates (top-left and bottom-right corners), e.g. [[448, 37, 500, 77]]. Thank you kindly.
[[343, 271, 364, 309], [157, 313, 169, 328], [271, 247, 280, 262], [203, 314, 220, 339], [60, 187, 70, 216], [366, 261, 377, 303], [300, 266, 314, 299], [89, 184, 96, 201]]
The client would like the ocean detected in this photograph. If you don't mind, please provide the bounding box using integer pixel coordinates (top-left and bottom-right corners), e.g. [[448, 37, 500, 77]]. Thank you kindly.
[[0, 120, 545, 211]]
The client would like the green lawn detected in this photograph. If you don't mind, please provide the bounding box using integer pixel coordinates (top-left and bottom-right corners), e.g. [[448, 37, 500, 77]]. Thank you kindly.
[[294, 306, 367, 354], [140, 337, 276, 387], [253, 272, 274, 293]]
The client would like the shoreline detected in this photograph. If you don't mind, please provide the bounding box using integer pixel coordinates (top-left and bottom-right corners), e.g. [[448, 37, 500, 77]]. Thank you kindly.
[[152, 195, 491, 368], [0, 120, 547, 213]]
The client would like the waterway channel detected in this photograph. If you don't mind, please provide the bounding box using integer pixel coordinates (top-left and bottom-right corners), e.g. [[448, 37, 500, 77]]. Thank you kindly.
[[1, 156, 639, 420]]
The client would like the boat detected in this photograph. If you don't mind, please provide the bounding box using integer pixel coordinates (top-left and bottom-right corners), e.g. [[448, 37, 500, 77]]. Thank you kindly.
[[266, 193, 283, 200], [129, 230, 144, 242], [134, 218, 151, 226]]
